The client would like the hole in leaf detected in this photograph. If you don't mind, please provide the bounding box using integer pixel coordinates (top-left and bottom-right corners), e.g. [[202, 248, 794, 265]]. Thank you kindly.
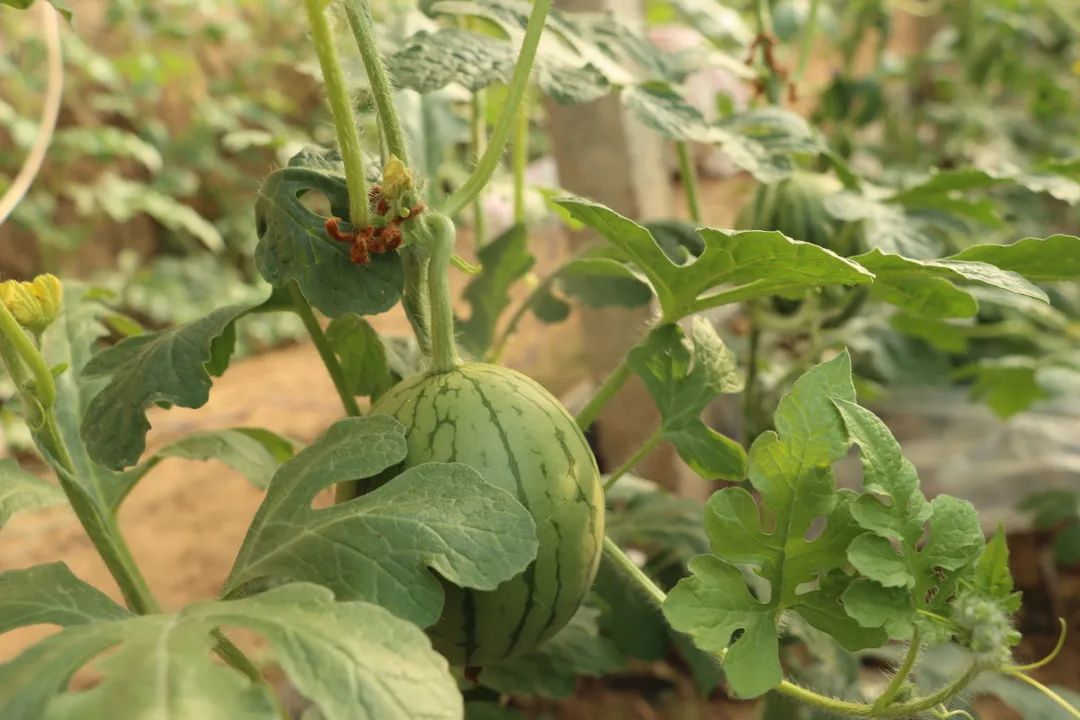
[[917, 522, 932, 552], [804, 516, 827, 542], [296, 189, 331, 218]]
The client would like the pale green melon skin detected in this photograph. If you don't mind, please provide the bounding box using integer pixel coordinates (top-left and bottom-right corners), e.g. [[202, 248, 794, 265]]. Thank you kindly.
[[369, 362, 604, 666]]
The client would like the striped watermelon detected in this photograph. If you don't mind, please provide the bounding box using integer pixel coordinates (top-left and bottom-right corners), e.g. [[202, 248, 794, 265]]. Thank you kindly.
[[369, 362, 604, 666]]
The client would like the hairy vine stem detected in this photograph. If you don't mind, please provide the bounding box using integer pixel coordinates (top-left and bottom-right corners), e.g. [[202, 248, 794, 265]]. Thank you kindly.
[[441, 0, 551, 218], [343, 0, 412, 172], [342, 0, 436, 354], [871, 628, 921, 712], [422, 213, 463, 373], [305, 0, 369, 228]]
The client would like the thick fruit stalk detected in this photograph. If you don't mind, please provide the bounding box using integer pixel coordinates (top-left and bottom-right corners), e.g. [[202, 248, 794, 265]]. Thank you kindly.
[[367, 213, 604, 665]]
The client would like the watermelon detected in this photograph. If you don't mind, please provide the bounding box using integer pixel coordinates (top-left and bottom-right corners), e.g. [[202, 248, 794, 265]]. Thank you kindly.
[[370, 362, 604, 666]]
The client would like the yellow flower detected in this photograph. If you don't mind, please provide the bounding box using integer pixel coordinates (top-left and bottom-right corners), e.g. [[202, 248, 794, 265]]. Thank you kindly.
[[0, 274, 62, 333], [381, 155, 414, 202]]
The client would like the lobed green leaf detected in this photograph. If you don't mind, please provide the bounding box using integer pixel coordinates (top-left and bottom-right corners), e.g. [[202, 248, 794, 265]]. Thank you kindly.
[[254, 164, 402, 319], [853, 249, 1048, 318], [665, 353, 885, 698], [627, 319, 746, 479], [225, 416, 538, 627], [949, 234, 1080, 282], [0, 460, 63, 531], [457, 224, 535, 357], [556, 197, 872, 322], [80, 302, 254, 470], [0, 580, 462, 720]]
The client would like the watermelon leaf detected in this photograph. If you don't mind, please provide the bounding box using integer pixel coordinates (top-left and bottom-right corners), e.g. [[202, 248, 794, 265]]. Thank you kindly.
[[556, 197, 872, 322], [955, 356, 1053, 417], [627, 319, 746, 479], [0, 563, 129, 633], [126, 427, 296, 494], [254, 160, 402, 319], [0, 579, 461, 720], [0, 460, 63, 531], [224, 415, 539, 627], [389, 27, 516, 93], [663, 353, 886, 698], [948, 234, 1080, 282], [457, 224, 535, 357], [852, 249, 1048, 319], [325, 314, 398, 398], [833, 400, 984, 641], [80, 302, 256, 470]]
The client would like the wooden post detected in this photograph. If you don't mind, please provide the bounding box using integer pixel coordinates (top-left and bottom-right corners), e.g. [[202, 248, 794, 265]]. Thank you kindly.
[[546, 0, 704, 495]]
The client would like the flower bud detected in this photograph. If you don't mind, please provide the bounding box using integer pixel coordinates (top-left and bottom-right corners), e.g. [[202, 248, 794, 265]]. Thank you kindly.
[[0, 274, 62, 333], [381, 155, 414, 203]]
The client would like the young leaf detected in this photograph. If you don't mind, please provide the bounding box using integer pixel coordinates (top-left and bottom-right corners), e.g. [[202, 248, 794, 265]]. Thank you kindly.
[[833, 399, 984, 640], [626, 319, 746, 479], [949, 234, 1080, 282], [0, 582, 462, 720], [325, 314, 396, 398], [457, 224, 535, 357], [254, 165, 402, 318], [225, 416, 538, 627], [853, 249, 1048, 318], [0, 460, 63, 531], [664, 353, 883, 698], [972, 528, 1021, 612], [478, 606, 624, 698], [556, 198, 873, 322], [0, 563, 129, 633], [80, 302, 253, 470], [389, 28, 516, 93]]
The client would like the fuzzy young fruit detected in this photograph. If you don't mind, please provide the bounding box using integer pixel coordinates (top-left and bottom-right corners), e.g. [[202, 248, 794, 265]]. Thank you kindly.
[[370, 362, 604, 666]]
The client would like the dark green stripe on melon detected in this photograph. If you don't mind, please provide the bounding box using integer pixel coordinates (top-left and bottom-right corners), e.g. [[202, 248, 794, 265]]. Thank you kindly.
[[370, 362, 605, 666]]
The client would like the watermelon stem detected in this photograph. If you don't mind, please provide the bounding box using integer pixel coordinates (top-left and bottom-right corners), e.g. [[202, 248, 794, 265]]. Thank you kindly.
[[424, 212, 463, 372]]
